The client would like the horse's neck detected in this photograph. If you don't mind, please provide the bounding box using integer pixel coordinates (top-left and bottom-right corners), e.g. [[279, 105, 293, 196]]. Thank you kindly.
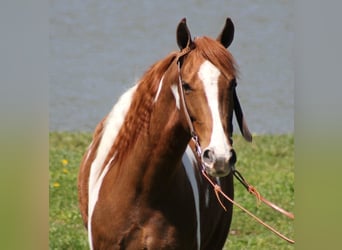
[[122, 74, 190, 194], [149, 68, 190, 157]]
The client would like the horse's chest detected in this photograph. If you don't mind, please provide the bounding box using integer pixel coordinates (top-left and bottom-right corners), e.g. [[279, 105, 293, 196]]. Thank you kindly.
[[91, 193, 197, 249], [116, 210, 196, 250]]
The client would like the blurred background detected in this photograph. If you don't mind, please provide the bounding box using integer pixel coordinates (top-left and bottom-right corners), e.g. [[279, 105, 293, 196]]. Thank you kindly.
[[50, 0, 294, 134]]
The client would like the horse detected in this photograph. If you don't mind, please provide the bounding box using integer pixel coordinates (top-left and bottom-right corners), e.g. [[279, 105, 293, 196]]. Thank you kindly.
[[78, 17, 252, 250]]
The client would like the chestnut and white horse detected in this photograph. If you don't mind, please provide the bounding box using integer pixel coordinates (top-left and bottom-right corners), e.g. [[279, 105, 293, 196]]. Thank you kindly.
[[78, 18, 251, 250]]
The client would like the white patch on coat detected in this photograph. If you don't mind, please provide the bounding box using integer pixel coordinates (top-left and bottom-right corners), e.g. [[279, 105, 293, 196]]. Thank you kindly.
[[87, 84, 137, 249], [182, 146, 201, 250], [153, 75, 165, 103], [205, 188, 210, 207], [170, 84, 180, 109]]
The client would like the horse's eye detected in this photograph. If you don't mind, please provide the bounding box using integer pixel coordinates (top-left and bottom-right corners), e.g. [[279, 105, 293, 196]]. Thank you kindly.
[[182, 82, 192, 93]]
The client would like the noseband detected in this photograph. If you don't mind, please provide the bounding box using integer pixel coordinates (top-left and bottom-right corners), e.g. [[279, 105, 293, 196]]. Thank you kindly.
[[175, 47, 295, 244]]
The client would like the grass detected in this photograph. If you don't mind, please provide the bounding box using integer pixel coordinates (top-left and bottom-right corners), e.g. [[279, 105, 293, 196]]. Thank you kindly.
[[49, 132, 294, 249]]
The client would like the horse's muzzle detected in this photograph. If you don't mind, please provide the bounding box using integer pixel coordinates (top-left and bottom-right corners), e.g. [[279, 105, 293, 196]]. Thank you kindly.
[[201, 147, 236, 177]]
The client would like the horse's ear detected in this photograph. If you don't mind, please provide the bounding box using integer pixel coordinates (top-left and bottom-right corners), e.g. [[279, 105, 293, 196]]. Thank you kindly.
[[217, 17, 234, 48], [177, 18, 193, 50], [233, 89, 252, 142]]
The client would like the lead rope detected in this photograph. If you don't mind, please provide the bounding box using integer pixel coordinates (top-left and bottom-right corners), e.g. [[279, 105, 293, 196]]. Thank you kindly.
[[191, 134, 295, 244], [232, 168, 295, 220]]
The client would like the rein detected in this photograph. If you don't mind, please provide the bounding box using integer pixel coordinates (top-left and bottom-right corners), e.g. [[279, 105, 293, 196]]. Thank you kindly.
[[176, 48, 295, 244]]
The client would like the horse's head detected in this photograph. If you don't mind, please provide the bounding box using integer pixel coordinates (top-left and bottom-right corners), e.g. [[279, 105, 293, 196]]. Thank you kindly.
[[176, 18, 252, 177]]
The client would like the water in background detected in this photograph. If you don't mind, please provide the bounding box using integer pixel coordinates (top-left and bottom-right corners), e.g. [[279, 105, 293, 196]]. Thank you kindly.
[[50, 0, 293, 134]]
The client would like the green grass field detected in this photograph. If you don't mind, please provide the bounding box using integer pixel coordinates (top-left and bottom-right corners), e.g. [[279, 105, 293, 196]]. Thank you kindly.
[[49, 132, 294, 249]]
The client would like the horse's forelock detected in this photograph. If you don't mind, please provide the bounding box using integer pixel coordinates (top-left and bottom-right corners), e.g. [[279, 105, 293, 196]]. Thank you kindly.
[[193, 37, 238, 80]]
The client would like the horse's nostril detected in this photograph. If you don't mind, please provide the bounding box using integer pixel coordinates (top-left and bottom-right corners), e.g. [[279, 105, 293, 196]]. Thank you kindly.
[[202, 148, 216, 165]]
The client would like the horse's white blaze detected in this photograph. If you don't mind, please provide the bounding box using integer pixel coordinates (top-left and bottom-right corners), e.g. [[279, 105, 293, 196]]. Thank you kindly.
[[87, 84, 137, 249], [171, 84, 180, 109], [198, 60, 232, 156], [182, 146, 201, 250]]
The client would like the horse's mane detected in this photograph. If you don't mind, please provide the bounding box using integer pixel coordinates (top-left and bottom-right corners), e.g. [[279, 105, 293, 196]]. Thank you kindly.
[[193, 36, 238, 80], [103, 52, 178, 166]]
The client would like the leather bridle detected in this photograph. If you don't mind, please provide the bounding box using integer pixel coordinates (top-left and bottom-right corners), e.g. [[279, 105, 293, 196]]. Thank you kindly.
[[176, 47, 295, 244]]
